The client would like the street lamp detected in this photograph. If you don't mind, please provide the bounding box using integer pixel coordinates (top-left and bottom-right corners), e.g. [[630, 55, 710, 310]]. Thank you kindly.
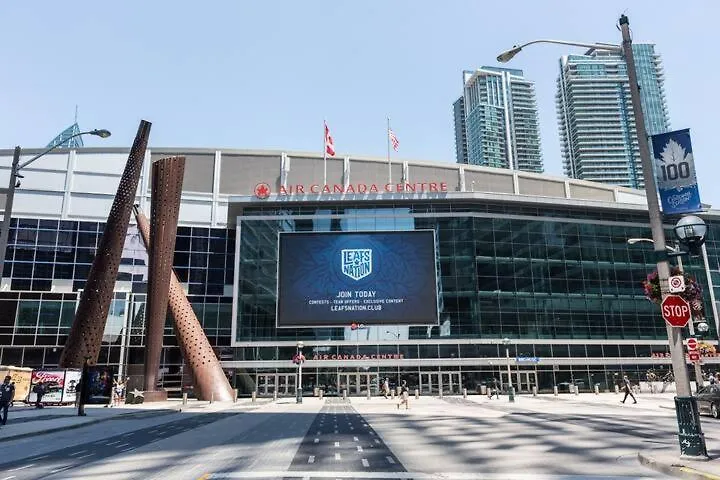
[[502, 337, 514, 402], [295, 341, 304, 404], [0, 129, 112, 279], [498, 15, 708, 458]]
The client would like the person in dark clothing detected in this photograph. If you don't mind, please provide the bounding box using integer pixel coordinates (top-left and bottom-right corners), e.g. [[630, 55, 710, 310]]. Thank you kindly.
[[621, 375, 637, 404], [0, 376, 16, 425], [33, 382, 46, 408]]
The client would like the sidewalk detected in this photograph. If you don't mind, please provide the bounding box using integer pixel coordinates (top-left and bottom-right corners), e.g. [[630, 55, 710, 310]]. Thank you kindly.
[[0, 398, 266, 443], [639, 448, 720, 480]]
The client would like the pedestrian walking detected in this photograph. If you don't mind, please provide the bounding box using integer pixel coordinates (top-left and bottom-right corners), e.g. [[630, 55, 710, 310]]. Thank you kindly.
[[382, 378, 390, 399], [33, 382, 46, 409], [113, 377, 127, 407], [397, 380, 409, 410], [0, 375, 15, 425], [621, 375, 637, 404]]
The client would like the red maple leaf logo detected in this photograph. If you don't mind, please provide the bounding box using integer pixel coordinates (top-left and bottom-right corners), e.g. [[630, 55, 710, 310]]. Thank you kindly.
[[254, 183, 271, 199]]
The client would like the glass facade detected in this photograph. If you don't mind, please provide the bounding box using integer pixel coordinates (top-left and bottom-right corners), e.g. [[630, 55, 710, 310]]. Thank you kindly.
[[556, 44, 670, 188], [456, 67, 543, 173], [2, 198, 719, 395]]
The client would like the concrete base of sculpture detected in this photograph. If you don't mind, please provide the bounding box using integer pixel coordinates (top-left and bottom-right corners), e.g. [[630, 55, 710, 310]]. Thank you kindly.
[[142, 390, 168, 402]]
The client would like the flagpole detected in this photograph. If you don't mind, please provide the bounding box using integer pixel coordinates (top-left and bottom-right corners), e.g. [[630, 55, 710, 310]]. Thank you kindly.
[[387, 117, 391, 184], [323, 119, 327, 186]]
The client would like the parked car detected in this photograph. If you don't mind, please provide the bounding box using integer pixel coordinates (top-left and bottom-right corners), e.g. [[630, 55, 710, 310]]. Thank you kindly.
[[696, 385, 720, 418]]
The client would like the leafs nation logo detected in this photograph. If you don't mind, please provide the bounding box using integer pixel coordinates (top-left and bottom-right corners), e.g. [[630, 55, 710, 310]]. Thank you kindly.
[[341, 249, 372, 281]]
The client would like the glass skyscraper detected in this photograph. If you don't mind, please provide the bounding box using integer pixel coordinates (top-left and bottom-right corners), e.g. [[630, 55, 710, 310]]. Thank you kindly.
[[454, 67, 543, 173], [556, 45, 670, 189]]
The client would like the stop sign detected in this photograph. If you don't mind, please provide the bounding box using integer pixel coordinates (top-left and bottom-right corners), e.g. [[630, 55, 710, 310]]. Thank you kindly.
[[687, 338, 698, 351], [661, 294, 692, 327]]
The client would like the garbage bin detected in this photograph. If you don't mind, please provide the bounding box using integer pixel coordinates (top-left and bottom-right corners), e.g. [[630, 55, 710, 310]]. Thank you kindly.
[[480, 385, 487, 395]]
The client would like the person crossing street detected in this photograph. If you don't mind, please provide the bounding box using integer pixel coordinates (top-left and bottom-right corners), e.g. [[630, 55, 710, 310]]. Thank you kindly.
[[621, 375, 637, 404]]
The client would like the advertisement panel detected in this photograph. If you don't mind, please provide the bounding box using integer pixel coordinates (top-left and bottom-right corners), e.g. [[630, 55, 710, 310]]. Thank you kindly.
[[0, 366, 32, 403], [651, 128, 702, 215], [276, 230, 439, 327], [62, 370, 82, 404], [28, 370, 66, 404]]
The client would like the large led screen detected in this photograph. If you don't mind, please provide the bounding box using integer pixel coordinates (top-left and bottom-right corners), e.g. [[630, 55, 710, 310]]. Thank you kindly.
[[276, 230, 439, 328]]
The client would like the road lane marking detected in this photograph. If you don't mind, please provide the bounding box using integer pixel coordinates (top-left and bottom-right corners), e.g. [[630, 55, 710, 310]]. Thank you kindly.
[[334, 441, 340, 447], [1, 476, 16, 480], [76, 453, 95, 460], [7, 465, 33, 472], [357, 446, 363, 452], [116, 443, 130, 448], [386, 456, 396, 464], [120, 448, 135, 453], [308, 456, 315, 464], [353, 436, 359, 441], [335, 453, 341, 461], [361, 459, 369, 467], [314, 438, 320, 443], [69, 450, 88, 456], [50, 466, 71, 474], [29, 455, 48, 461]]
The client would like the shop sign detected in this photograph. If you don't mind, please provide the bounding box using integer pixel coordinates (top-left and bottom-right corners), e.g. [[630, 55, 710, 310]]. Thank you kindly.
[[254, 182, 448, 198], [311, 353, 405, 361]]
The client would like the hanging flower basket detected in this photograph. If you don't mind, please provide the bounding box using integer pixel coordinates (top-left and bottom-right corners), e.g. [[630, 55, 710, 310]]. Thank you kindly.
[[642, 266, 705, 318]]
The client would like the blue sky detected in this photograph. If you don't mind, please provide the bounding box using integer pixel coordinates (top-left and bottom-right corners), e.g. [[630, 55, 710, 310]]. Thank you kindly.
[[1, 1, 717, 204]]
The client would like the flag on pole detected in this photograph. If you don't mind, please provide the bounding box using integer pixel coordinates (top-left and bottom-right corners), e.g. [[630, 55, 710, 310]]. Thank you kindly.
[[388, 128, 399, 152], [324, 121, 336, 157]]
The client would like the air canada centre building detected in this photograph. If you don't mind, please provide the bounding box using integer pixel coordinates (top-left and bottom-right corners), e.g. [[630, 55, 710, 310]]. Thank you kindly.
[[1, 146, 719, 396]]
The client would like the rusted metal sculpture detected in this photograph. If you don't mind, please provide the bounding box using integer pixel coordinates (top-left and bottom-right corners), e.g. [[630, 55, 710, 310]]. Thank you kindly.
[[142, 157, 185, 401], [133, 206, 234, 401], [60, 120, 151, 368]]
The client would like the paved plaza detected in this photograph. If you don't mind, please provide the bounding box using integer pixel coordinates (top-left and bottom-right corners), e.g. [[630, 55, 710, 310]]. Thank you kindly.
[[1, 392, 717, 479]]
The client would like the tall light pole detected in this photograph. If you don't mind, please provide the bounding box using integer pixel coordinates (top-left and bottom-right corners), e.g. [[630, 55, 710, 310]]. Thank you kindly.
[[295, 341, 304, 404], [498, 15, 706, 457], [0, 129, 111, 279], [502, 337, 514, 402]]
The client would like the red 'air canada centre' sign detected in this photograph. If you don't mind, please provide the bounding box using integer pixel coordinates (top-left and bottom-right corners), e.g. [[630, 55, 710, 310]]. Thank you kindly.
[[254, 182, 449, 198]]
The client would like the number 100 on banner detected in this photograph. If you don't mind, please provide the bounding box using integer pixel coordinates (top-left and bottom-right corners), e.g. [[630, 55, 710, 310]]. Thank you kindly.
[[651, 128, 702, 215]]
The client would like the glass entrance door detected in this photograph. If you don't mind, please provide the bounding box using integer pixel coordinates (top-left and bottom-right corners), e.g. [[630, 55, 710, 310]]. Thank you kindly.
[[500, 370, 537, 393], [337, 372, 377, 396], [255, 373, 296, 396], [419, 372, 462, 395]]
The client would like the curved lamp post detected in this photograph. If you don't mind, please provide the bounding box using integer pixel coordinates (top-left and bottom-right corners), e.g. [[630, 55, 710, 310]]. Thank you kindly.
[[498, 15, 708, 457], [0, 129, 111, 279]]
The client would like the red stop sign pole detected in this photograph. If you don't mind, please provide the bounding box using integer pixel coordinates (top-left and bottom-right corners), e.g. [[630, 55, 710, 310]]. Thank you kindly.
[[661, 294, 692, 327]]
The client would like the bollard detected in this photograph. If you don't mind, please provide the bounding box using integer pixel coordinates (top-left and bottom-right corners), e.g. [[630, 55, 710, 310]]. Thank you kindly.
[[574, 385, 579, 396], [233, 389, 238, 403], [415, 389, 419, 400], [182, 392, 188, 405], [343, 389, 347, 400], [439, 389, 443, 400], [273, 390, 278, 401], [508, 387, 515, 403], [210, 392, 215, 404], [319, 389, 324, 400], [553, 385, 558, 397], [615, 384, 620, 394], [532, 386, 537, 397], [251, 391, 257, 403], [391, 390, 396, 399], [367, 390, 371, 400], [594, 384, 600, 395], [463, 388, 467, 399]]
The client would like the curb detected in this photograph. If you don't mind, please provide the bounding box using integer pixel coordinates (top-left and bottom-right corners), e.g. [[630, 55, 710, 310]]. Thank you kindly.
[[0, 407, 180, 444], [638, 452, 720, 480]]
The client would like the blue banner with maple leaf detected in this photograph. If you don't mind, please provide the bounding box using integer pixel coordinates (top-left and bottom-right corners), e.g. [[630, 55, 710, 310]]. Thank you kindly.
[[651, 128, 702, 215]]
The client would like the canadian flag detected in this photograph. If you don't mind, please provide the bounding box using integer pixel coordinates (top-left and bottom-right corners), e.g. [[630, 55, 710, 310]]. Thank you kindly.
[[324, 121, 335, 157]]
